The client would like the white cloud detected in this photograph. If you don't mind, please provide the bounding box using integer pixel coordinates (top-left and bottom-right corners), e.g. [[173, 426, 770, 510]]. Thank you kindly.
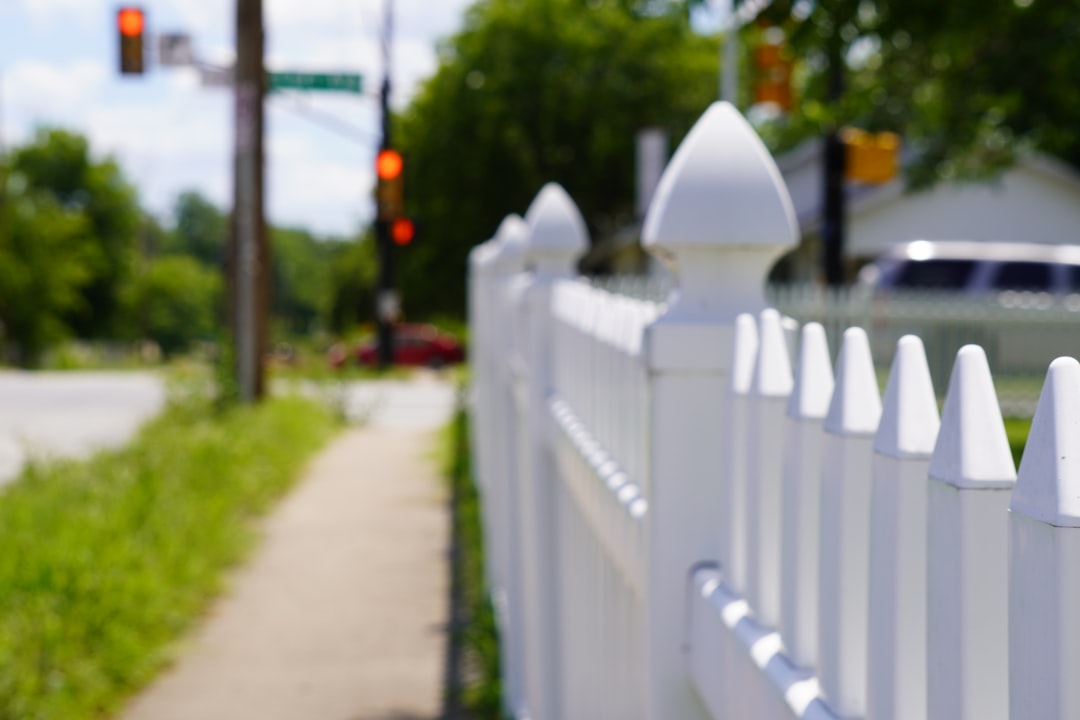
[[19, 0, 107, 29], [5, 59, 108, 136]]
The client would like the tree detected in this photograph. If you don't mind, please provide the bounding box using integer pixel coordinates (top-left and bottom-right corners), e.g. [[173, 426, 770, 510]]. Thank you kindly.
[[165, 191, 228, 267], [132, 255, 221, 356], [270, 226, 337, 335], [9, 129, 140, 338], [0, 191, 93, 366], [751, 0, 1080, 186], [396, 0, 720, 317], [327, 236, 379, 334]]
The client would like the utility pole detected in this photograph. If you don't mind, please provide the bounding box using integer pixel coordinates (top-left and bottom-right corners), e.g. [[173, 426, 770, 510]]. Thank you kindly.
[[230, 0, 268, 402], [375, 0, 396, 369], [822, 27, 846, 286]]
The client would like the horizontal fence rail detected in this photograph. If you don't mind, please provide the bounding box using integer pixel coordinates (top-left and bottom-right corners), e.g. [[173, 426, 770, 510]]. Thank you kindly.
[[469, 101, 1080, 720]]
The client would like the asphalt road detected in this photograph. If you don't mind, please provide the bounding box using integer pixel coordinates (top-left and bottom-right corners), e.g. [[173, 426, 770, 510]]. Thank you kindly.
[[0, 371, 167, 485]]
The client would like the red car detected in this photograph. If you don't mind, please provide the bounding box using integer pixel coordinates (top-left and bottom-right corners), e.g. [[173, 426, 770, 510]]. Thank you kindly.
[[330, 324, 464, 369]]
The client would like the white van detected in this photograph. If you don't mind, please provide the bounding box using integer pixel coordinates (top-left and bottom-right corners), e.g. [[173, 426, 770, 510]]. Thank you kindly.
[[857, 240, 1080, 295]]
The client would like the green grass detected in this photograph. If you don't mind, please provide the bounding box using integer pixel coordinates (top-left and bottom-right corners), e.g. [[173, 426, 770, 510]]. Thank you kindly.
[[0, 393, 338, 719], [443, 406, 503, 718], [1005, 417, 1032, 469]]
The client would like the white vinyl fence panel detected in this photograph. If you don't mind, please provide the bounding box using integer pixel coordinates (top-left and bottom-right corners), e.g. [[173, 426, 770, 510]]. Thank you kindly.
[[468, 100, 1080, 720]]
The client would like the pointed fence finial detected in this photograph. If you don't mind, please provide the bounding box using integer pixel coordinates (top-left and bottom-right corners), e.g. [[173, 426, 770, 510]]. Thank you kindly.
[[523, 183, 589, 276], [1010, 356, 1080, 526], [641, 101, 798, 322], [929, 345, 1016, 488], [788, 322, 833, 420], [753, 309, 794, 398], [874, 335, 940, 459], [824, 327, 882, 437], [488, 213, 529, 273]]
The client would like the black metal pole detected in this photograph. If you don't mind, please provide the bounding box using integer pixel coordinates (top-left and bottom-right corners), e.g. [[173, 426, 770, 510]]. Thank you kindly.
[[375, 0, 394, 369], [822, 31, 846, 287]]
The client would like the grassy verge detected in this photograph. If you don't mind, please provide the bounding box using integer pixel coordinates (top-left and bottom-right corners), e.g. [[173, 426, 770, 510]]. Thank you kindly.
[[0, 393, 338, 719], [1004, 417, 1032, 468], [443, 406, 503, 718]]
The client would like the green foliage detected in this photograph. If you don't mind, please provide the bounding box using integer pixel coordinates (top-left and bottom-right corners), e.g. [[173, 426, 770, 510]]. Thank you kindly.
[[444, 405, 503, 717], [1004, 416, 1031, 470], [0, 190, 94, 366], [0, 393, 337, 719], [132, 255, 222, 356], [271, 227, 338, 335], [396, 0, 720, 317], [327, 235, 379, 333], [10, 128, 140, 338], [163, 191, 228, 267], [753, 0, 1080, 185]]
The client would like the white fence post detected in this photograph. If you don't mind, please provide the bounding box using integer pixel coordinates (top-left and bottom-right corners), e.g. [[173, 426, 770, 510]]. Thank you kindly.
[[513, 184, 588, 720], [818, 326, 881, 717], [745, 308, 794, 628], [640, 101, 797, 718], [1009, 356, 1080, 720], [780, 321, 834, 670], [866, 335, 940, 720], [927, 344, 1015, 720]]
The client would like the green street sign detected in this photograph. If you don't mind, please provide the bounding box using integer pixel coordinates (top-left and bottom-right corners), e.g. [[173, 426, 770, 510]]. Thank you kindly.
[[267, 72, 363, 94]]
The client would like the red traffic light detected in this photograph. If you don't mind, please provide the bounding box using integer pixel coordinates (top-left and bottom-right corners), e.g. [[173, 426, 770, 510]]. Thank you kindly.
[[118, 7, 145, 36], [376, 149, 403, 180], [391, 217, 415, 246]]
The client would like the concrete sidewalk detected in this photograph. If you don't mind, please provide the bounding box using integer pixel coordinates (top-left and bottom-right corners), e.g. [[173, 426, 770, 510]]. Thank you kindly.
[[121, 379, 455, 720]]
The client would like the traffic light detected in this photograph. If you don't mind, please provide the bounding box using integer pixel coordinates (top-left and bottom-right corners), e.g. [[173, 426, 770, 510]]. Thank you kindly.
[[842, 128, 901, 184], [391, 217, 415, 246], [117, 6, 146, 75], [375, 148, 404, 221]]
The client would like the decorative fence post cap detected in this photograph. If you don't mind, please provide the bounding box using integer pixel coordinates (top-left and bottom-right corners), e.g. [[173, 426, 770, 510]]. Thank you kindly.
[[490, 213, 528, 271], [1011, 357, 1080, 526], [524, 182, 589, 265], [874, 335, 940, 460], [641, 101, 797, 252], [929, 345, 1016, 489]]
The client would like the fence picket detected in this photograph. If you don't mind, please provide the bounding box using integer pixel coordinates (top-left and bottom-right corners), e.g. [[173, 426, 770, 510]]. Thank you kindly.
[[866, 335, 940, 720], [1008, 357, 1080, 720], [780, 322, 834, 671], [927, 344, 1015, 720], [746, 308, 795, 628], [818, 326, 881, 717], [722, 314, 759, 595]]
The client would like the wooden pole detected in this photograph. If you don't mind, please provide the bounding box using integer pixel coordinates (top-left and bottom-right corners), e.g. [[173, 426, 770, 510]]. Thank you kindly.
[[230, 0, 267, 402]]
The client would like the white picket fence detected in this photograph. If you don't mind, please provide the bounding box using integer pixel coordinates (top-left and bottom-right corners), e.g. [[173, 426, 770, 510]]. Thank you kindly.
[[468, 102, 1079, 720]]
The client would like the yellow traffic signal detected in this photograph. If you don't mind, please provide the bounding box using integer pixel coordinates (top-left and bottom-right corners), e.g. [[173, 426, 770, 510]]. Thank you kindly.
[[375, 149, 404, 221], [117, 7, 145, 75], [842, 128, 901, 184]]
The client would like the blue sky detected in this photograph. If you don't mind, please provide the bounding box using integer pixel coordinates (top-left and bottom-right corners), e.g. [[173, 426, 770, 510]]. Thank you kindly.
[[0, 0, 474, 236]]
